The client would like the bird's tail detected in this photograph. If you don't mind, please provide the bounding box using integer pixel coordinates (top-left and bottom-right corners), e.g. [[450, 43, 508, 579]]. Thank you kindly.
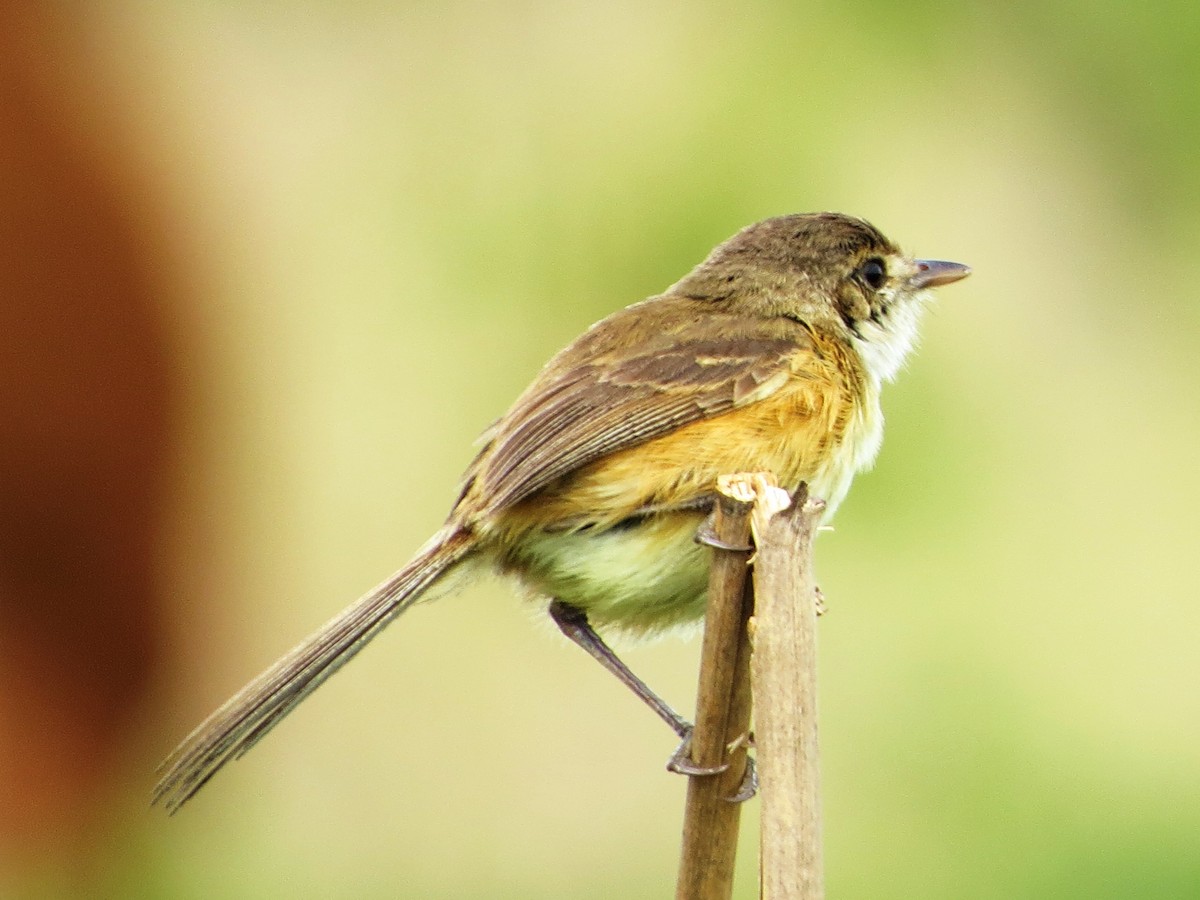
[[153, 525, 476, 813]]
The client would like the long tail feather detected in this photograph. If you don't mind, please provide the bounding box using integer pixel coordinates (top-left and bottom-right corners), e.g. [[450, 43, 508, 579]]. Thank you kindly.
[[153, 525, 476, 812]]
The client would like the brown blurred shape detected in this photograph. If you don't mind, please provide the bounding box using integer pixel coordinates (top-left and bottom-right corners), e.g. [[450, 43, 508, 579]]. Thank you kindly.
[[0, 3, 176, 865]]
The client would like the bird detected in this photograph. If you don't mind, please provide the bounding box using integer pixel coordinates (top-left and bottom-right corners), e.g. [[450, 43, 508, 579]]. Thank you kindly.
[[154, 211, 969, 811]]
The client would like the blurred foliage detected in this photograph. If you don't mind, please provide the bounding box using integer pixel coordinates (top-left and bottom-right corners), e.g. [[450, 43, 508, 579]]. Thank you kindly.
[[7, 1, 1200, 897]]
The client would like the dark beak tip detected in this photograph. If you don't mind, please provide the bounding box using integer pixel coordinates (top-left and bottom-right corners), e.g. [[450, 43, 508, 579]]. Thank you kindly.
[[913, 259, 971, 289]]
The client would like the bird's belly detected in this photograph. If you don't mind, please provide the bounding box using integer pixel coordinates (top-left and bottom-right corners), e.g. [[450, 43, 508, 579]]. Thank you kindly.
[[499, 512, 711, 636], [489, 377, 884, 636]]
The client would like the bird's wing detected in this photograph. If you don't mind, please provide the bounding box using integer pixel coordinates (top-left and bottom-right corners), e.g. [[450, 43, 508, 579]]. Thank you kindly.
[[458, 312, 823, 518]]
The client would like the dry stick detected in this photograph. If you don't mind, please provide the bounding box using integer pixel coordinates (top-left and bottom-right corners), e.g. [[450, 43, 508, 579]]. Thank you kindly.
[[750, 481, 825, 900], [675, 478, 757, 900]]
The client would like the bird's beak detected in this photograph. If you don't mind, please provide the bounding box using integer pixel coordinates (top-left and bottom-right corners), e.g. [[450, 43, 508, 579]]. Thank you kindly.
[[910, 259, 971, 289]]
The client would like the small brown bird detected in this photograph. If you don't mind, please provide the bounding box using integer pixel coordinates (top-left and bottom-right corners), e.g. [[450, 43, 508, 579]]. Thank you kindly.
[[154, 212, 969, 811]]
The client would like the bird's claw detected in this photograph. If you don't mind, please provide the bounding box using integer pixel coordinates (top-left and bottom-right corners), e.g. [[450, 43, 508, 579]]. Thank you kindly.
[[666, 733, 729, 776], [726, 755, 758, 803], [667, 732, 759, 802], [695, 516, 752, 552]]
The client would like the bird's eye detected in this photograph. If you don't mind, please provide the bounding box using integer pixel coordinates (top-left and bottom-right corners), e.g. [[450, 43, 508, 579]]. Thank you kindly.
[[859, 258, 887, 290]]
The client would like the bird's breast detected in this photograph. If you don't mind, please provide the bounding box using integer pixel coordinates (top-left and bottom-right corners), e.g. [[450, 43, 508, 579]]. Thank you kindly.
[[510, 362, 879, 530], [485, 340, 885, 634]]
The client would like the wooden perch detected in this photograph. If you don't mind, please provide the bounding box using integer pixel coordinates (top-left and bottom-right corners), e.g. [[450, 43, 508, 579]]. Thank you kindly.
[[751, 481, 825, 900], [674, 475, 826, 900], [675, 479, 756, 900]]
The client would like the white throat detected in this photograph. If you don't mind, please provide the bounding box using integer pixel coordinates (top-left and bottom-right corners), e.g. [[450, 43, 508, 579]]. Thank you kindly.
[[850, 288, 931, 384]]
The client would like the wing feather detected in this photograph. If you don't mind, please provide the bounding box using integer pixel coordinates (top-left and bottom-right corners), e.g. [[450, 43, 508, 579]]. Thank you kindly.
[[458, 310, 815, 518]]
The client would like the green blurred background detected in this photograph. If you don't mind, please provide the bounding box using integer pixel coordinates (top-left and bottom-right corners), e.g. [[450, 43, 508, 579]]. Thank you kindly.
[[4, 2, 1199, 897]]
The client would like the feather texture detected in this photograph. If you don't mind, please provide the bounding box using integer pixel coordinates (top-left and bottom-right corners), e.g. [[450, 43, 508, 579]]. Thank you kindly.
[[153, 526, 475, 813]]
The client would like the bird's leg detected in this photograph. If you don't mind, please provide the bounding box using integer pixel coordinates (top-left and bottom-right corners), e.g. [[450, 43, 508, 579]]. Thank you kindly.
[[546, 600, 694, 736], [548, 601, 761, 793], [547, 600, 730, 778]]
